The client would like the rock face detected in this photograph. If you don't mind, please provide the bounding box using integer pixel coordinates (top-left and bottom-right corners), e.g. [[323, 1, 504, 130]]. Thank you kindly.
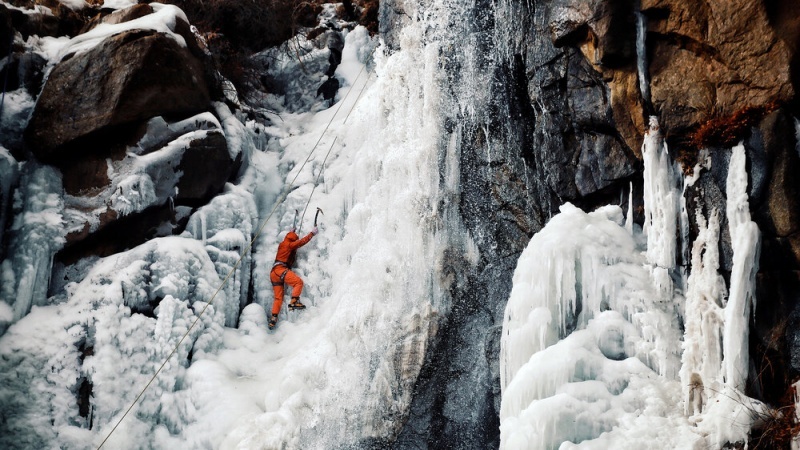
[[643, 0, 796, 139], [26, 29, 211, 162]]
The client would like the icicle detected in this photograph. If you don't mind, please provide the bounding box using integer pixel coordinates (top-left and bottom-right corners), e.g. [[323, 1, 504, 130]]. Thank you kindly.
[[722, 143, 760, 391], [625, 181, 634, 234], [635, 7, 651, 109], [200, 209, 207, 245]]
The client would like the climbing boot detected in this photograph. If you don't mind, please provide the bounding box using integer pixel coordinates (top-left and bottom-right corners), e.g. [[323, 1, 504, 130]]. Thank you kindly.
[[289, 297, 306, 311], [268, 314, 278, 330]]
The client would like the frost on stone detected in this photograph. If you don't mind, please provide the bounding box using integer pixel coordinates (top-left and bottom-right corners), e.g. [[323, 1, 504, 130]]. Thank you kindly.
[[0, 237, 226, 449], [251, 32, 341, 113]]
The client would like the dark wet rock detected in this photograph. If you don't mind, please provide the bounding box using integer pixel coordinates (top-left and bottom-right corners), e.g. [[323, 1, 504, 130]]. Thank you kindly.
[[0, 52, 47, 95], [317, 76, 340, 102], [26, 29, 211, 162], [0, 152, 18, 260]]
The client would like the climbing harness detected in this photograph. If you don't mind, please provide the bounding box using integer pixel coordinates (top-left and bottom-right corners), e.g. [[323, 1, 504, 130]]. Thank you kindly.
[[271, 263, 289, 287], [97, 64, 372, 449]]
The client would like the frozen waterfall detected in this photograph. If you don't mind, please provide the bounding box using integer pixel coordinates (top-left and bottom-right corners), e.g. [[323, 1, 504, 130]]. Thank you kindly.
[[0, 2, 474, 448]]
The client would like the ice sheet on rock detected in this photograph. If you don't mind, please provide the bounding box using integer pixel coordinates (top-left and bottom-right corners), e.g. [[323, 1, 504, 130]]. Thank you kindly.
[[252, 27, 353, 114], [0, 89, 36, 151], [57, 0, 88, 11], [214, 102, 259, 162], [62, 114, 223, 238], [99, 0, 136, 11], [133, 113, 221, 156]]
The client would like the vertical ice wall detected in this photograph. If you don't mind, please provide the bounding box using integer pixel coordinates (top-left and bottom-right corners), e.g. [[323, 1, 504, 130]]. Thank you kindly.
[[207, 14, 480, 447]]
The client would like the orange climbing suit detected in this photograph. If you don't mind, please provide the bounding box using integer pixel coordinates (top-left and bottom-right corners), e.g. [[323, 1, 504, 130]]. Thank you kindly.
[[270, 230, 314, 315]]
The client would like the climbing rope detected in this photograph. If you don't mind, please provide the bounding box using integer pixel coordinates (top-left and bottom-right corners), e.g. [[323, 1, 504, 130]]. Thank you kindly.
[[97, 65, 372, 449]]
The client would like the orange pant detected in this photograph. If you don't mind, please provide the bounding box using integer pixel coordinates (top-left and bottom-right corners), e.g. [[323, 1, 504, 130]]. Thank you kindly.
[[270, 265, 304, 315]]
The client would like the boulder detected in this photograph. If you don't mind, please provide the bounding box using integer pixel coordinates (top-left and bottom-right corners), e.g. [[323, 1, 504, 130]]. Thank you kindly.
[[26, 29, 211, 162]]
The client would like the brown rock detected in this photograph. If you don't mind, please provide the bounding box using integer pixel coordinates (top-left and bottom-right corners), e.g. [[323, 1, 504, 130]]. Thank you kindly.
[[643, 0, 794, 136], [26, 29, 211, 162], [4, 0, 93, 38], [756, 111, 800, 240]]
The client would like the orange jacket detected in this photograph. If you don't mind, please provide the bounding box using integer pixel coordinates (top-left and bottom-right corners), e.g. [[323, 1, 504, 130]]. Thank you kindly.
[[273, 231, 314, 268]]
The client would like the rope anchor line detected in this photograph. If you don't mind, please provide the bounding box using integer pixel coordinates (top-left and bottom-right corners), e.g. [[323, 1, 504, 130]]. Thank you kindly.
[[97, 65, 373, 449]]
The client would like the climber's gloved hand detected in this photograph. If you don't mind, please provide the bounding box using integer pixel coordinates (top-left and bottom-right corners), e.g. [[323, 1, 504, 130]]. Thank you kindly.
[[311, 226, 318, 235]]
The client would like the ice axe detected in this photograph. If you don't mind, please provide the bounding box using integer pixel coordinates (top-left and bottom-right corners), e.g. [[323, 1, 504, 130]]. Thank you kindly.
[[314, 208, 324, 227], [292, 209, 299, 230]]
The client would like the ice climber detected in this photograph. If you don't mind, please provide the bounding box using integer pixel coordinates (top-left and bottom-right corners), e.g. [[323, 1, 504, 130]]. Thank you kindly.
[[269, 226, 317, 329]]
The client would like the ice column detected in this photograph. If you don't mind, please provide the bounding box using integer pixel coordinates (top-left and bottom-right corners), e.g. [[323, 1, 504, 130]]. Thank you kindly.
[[679, 210, 726, 415], [722, 143, 760, 390], [641, 117, 680, 297]]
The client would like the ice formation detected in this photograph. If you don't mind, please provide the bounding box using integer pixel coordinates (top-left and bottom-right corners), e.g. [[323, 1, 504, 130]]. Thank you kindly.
[[0, 162, 66, 329], [0, 237, 227, 448], [500, 122, 766, 449]]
